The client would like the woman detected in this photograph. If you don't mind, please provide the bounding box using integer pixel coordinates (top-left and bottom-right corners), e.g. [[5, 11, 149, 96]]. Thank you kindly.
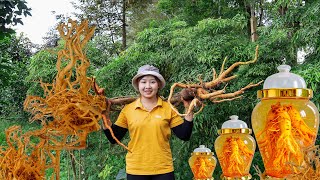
[[103, 64, 194, 180]]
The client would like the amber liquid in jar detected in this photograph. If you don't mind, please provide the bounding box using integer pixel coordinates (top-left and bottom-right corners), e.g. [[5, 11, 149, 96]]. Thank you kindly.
[[215, 133, 255, 178], [252, 98, 319, 178], [189, 153, 216, 179]]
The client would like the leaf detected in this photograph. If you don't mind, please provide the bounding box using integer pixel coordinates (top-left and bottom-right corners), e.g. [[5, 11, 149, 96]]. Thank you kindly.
[[24, 11, 32, 17], [14, 10, 22, 16], [14, 18, 23, 25]]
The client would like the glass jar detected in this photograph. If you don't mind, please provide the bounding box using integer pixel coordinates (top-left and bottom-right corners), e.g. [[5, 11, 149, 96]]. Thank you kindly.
[[251, 65, 319, 178], [189, 145, 217, 180], [215, 115, 256, 180]]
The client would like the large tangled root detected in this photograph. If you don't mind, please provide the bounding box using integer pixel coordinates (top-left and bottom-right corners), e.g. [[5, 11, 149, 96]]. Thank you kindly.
[[0, 19, 126, 180], [0, 126, 60, 180], [23, 19, 107, 149]]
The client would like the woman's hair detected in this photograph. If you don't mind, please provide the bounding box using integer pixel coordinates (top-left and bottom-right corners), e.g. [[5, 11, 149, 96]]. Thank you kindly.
[[137, 75, 161, 87]]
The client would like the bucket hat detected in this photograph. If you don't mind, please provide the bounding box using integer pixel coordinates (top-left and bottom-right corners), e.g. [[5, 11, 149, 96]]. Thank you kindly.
[[132, 64, 166, 91]]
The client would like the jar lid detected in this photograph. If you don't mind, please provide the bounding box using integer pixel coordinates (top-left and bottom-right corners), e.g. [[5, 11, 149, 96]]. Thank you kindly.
[[191, 145, 214, 155], [193, 145, 211, 153], [258, 64, 313, 98], [263, 64, 306, 89], [218, 115, 252, 134]]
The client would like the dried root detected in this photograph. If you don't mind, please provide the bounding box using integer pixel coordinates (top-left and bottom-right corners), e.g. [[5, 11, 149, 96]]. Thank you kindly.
[[0, 19, 128, 180], [286, 145, 320, 180], [0, 126, 60, 180], [23, 19, 125, 150], [254, 145, 320, 180], [168, 45, 263, 116]]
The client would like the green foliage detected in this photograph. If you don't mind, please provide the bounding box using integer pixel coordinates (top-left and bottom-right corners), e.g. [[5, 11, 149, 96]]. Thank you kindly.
[[0, 34, 32, 118], [0, 116, 41, 146], [41, 130, 126, 180], [86, 35, 122, 69], [0, 0, 32, 37], [293, 62, 320, 109], [96, 15, 251, 97], [126, 1, 168, 46], [25, 49, 59, 96], [0, 34, 31, 87], [99, 164, 114, 179], [158, 0, 247, 25], [292, 1, 320, 60]]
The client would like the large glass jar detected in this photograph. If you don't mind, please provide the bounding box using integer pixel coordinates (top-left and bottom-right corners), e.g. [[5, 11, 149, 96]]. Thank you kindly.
[[251, 65, 319, 179], [189, 145, 217, 180], [215, 115, 256, 180]]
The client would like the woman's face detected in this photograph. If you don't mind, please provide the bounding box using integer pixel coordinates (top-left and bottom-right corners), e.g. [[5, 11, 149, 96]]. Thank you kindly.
[[138, 75, 159, 99]]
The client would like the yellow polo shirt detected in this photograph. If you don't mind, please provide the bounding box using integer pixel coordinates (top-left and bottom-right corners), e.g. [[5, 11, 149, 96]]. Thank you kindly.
[[114, 97, 184, 175]]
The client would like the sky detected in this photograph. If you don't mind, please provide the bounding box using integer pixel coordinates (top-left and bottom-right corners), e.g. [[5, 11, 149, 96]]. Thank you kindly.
[[14, 0, 77, 45]]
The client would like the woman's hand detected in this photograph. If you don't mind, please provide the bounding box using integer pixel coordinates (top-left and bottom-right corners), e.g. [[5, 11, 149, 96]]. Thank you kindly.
[[181, 98, 194, 121]]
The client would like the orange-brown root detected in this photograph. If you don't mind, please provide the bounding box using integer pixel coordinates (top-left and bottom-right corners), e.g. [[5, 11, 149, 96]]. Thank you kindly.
[[191, 156, 215, 178], [167, 46, 262, 117], [256, 102, 314, 178], [219, 137, 253, 177]]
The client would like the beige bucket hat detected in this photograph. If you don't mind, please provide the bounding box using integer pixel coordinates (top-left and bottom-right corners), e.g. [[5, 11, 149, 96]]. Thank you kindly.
[[132, 64, 166, 91]]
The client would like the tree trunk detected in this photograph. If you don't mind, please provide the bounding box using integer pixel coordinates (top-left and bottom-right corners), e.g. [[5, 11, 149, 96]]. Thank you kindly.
[[250, 16, 258, 42], [122, 0, 127, 50], [244, 1, 258, 42], [69, 150, 77, 180], [258, 0, 264, 27]]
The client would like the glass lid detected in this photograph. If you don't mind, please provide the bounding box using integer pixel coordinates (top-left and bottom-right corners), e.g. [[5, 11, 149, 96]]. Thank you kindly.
[[263, 64, 306, 89], [258, 64, 312, 99], [219, 115, 251, 134], [193, 145, 212, 153], [221, 115, 248, 129]]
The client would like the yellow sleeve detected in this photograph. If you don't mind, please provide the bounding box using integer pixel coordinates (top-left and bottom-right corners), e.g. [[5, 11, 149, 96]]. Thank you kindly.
[[169, 108, 184, 128], [114, 109, 128, 129]]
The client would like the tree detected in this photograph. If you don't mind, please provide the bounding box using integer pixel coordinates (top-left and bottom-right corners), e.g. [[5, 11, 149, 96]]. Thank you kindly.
[[73, 0, 162, 56], [0, 0, 31, 37], [73, 0, 125, 50], [0, 34, 32, 118]]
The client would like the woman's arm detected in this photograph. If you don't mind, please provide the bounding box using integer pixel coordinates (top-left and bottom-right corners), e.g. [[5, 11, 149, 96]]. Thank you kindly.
[[103, 124, 128, 144], [172, 120, 193, 141]]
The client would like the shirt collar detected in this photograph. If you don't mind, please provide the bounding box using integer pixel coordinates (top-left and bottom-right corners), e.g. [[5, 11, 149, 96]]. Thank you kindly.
[[135, 97, 163, 109]]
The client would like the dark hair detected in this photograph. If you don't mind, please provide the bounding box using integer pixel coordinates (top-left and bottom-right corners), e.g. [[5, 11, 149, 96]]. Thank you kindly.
[[137, 75, 161, 86]]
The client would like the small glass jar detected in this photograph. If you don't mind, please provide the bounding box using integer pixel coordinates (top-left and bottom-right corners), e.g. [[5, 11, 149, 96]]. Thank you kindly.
[[251, 65, 319, 178], [215, 115, 256, 180], [189, 145, 217, 180]]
